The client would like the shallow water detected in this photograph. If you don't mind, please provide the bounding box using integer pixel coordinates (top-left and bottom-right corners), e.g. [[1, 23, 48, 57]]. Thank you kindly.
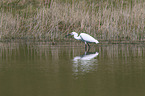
[[0, 42, 145, 96]]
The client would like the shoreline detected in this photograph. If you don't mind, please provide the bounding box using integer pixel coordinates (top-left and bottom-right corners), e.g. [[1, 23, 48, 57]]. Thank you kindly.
[[0, 39, 145, 44]]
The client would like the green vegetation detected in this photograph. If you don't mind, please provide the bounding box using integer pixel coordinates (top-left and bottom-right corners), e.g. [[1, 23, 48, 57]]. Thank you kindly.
[[0, 0, 145, 41]]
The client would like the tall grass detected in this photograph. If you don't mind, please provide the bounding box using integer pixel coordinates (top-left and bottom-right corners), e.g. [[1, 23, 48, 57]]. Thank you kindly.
[[0, 0, 145, 41]]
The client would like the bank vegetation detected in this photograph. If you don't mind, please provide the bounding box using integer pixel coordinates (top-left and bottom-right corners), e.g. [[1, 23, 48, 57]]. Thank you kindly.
[[0, 0, 145, 42]]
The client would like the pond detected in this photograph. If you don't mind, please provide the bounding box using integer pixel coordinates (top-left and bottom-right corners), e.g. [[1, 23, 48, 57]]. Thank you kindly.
[[0, 42, 145, 96]]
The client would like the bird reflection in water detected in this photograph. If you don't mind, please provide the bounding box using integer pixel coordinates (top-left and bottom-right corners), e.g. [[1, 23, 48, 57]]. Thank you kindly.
[[72, 51, 99, 78]]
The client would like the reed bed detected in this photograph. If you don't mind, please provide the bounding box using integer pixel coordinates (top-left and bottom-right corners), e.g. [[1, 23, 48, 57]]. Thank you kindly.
[[0, 0, 145, 41]]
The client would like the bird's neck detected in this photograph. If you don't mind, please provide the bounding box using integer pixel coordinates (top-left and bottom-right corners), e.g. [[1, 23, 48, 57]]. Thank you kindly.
[[74, 35, 81, 40]]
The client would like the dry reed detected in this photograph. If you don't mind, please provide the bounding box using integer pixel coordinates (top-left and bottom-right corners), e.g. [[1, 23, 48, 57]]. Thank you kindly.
[[0, 0, 145, 41]]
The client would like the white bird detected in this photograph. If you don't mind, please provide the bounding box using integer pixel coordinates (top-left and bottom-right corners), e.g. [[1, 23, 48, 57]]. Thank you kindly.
[[66, 32, 99, 49]]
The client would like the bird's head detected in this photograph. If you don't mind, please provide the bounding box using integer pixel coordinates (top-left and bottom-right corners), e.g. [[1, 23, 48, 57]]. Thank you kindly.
[[71, 32, 78, 35], [65, 32, 78, 37]]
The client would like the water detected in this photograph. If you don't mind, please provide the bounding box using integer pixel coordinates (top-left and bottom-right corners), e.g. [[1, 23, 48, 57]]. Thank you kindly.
[[0, 42, 145, 96]]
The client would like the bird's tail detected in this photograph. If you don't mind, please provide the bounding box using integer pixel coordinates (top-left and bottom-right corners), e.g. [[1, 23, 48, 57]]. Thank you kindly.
[[95, 40, 99, 44]]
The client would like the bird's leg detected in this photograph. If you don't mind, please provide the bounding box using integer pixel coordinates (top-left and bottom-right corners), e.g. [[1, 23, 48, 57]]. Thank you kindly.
[[87, 43, 90, 51], [85, 42, 87, 51], [87, 43, 90, 48]]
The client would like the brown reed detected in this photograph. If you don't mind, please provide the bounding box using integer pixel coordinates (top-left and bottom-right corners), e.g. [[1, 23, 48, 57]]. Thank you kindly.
[[0, 0, 144, 41]]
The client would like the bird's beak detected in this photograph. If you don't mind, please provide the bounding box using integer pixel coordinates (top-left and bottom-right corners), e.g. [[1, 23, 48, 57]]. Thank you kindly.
[[65, 34, 71, 38]]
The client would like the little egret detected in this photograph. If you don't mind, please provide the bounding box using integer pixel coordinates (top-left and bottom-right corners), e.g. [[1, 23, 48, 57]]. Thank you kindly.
[[66, 32, 99, 49]]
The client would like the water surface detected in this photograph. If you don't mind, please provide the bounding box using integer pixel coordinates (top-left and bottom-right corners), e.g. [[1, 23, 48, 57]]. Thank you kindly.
[[0, 42, 145, 96]]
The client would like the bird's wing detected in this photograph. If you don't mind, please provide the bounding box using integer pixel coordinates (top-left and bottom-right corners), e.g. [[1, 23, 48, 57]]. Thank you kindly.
[[80, 33, 97, 43]]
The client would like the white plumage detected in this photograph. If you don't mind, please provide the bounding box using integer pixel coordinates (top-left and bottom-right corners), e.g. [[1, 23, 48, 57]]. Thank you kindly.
[[79, 33, 99, 44], [66, 32, 99, 48]]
